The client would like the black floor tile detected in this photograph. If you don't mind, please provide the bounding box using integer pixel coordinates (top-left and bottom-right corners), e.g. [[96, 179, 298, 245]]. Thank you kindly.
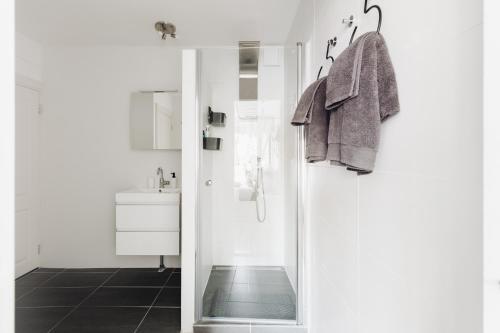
[[36, 268, 65, 273], [64, 268, 118, 273], [165, 273, 181, 287], [105, 270, 172, 287], [16, 273, 56, 288], [53, 307, 147, 333], [224, 302, 296, 320], [43, 273, 112, 287], [16, 287, 95, 307], [16, 307, 73, 333], [173, 268, 181, 273], [119, 268, 172, 272], [136, 308, 180, 333], [153, 288, 181, 307], [16, 286, 35, 300], [82, 287, 160, 307]]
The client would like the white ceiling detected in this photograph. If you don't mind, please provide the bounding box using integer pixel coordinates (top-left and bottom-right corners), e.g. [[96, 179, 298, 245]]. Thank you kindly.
[[16, 0, 302, 46]]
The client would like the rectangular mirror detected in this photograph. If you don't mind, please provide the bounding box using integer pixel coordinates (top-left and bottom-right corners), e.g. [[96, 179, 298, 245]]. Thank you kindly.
[[130, 91, 181, 150]]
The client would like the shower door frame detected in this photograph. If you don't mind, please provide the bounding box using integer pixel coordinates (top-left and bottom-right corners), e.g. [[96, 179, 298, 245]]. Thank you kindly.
[[193, 43, 306, 326]]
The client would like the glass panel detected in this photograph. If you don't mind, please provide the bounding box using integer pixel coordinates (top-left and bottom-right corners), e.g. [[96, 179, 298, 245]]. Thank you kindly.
[[197, 45, 299, 323]]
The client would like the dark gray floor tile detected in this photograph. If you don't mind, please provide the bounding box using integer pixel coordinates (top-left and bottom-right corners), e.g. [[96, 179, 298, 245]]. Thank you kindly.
[[227, 284, 258, 303], [233, 270, 253, 284], [16, 286, 35, 300], [205, 282, 231, 295], [153, 288, 180, 307], [253, 284, 295, 304], [224, 302, 296, 320], [166, 273, 181, 287], [207, 270, 235, 285], [227, 283, 294, 305], [53, 307, 147, 333], [16, 273, 56, 288], [136, 308, 180, 332], [35, 268, 65, 273], [203, 286, 230, 317], [82, 287, 160, 307], [64, 268, 118, 273], [43, 273, 111, 287], [252, 271, 289, 285], [16, 307, 73, 333], [173, 268, 181, 273], [16, 287, 95, 307], [105, 271, 171, 287]]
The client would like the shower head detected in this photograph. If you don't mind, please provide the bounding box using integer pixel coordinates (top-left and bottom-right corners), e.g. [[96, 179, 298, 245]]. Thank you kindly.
[[154, 21, 177, 40]]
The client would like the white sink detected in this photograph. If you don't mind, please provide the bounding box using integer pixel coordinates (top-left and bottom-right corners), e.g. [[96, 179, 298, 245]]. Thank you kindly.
[[115, 187, 180, 205]]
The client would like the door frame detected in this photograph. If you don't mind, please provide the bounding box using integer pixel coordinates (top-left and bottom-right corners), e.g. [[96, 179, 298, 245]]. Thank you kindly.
[[15, 74, 42, 277], [189, 43, 307, 327]]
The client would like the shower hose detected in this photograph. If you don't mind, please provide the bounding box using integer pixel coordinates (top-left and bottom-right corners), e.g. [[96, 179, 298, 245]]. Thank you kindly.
[[256, 158, 266, 222]]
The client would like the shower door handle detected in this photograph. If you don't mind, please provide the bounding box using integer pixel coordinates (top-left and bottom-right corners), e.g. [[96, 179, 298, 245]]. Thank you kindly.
[[205, 179, 213, 186]]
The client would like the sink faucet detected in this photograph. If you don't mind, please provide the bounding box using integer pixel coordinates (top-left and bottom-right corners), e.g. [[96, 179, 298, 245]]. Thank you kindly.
[[157, 167, 170, 189]]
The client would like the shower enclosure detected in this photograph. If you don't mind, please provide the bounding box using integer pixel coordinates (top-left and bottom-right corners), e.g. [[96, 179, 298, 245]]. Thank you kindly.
[[194, 43, 303, 325]]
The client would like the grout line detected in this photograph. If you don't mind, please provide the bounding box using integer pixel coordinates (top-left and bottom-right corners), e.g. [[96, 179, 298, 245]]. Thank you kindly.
[[133, 270, 175, 333], [47, 269, 120, 333], [16, 306, 75, 309], [37, 270, 68, 287], [15, 287, 36, 302], [35, 286, 110, 289], [15, 270, 68, 303]]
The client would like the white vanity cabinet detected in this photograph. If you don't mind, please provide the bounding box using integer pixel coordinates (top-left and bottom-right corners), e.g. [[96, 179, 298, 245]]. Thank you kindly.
[[115, 189, 180, 255]]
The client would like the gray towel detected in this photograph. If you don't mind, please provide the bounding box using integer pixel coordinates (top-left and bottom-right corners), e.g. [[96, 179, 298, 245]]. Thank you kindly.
[[325, 32, 400, 173], [291, 77, 329, 162]]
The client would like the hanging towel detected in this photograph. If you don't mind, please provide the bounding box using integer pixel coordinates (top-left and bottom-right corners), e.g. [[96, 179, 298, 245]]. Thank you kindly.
[[325, 32, 400, 173], [291, 77, 330, 163]]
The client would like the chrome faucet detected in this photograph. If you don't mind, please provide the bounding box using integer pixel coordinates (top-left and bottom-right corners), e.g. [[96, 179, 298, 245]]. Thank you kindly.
[[157, 167, 170, 189]]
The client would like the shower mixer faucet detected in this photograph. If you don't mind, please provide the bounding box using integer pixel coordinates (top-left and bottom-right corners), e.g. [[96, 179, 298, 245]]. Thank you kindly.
[[157, 167, 170, 189]]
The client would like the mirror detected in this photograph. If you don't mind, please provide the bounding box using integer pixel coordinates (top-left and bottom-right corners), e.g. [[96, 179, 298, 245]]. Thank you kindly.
[[130, 91, 181, 150]]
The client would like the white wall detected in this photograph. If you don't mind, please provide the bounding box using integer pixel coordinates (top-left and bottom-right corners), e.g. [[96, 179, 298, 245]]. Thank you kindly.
[[16, 32, 43, 82], [287, 0, 483, 332], [40, 46, 182, 268], [483, 1, 500, 331]]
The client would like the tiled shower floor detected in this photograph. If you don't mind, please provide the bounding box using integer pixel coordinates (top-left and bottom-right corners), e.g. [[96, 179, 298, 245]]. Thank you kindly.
[[15, 267, 181, 333], [202, 266, 296, 321]]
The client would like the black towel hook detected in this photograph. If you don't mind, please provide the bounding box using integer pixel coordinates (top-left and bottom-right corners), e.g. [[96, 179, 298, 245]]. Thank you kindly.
[[349, 0, 382, 45], [364, 0, 382, 33], [349, 26, 358, 45], [316, 37, 337, 80]]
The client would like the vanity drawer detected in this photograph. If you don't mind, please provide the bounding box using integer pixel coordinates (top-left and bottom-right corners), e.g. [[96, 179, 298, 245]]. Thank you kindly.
[[116, 204, 179, 231], [116, 231, 179, 255]]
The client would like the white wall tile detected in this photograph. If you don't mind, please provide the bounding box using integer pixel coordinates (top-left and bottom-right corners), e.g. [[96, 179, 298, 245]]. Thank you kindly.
[[287, 0, 482, 331]]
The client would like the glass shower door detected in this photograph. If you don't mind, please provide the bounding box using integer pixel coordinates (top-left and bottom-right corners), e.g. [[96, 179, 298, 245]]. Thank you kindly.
[[196, 44, 300, 324]]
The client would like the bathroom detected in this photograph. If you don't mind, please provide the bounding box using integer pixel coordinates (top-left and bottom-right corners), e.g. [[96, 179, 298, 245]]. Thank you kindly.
[[2, 0, 497, 332]]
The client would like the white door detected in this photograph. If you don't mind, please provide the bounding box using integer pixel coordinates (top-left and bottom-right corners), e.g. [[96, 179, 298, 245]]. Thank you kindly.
[[15, 85, 40, 277]]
